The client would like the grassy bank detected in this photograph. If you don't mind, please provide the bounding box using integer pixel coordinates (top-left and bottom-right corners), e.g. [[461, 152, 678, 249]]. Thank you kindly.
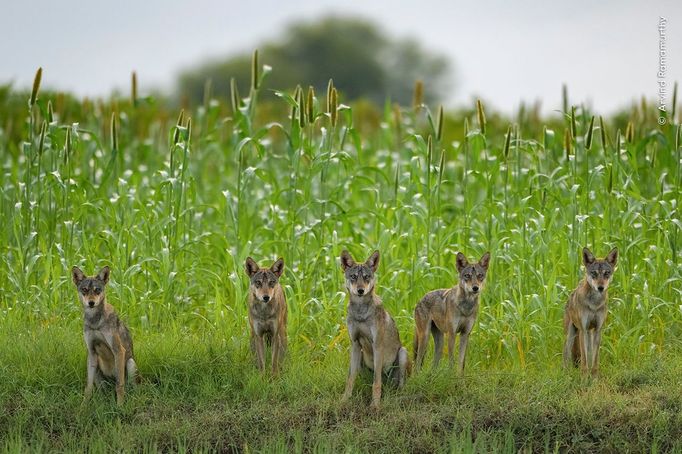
[[3, 321, 682, 452]]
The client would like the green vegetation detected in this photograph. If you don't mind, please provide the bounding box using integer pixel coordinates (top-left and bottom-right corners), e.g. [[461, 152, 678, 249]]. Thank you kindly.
[[1, 59, 681, 452]]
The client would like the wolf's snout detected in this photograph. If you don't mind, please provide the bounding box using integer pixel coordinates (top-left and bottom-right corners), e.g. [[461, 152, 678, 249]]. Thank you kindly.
[[597, 286, 605, 292], [472, 286, 479, 293], [88, 301, 95, 307], [262, 295, 270, 302], [357, 288, 365, 295]]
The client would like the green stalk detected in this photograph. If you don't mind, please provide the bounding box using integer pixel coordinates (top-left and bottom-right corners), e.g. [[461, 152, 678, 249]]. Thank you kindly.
[[426, 135, 433, 259], [131, 71, 138, 107], [503, 125, 512, 223], [463, 118, 469, 242], [675, 124, 682, 188], [35, 122, 46, 234], [435, 146, 445, 265], [321, 104, 335, 248], [24, 68, 42, 237], [247, 49, 260, 128], [476, 99, 486, 135], [177, 118, 192, 250], [63, 127, 73, 255]]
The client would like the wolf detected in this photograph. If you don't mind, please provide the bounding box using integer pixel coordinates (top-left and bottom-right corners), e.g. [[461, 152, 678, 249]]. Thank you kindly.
[[414, 252, 491, 373], [563, 247, 618, 376], [339, 249, 409, 410], [72, 266, 139, 405], [245, 257, 288, 374]]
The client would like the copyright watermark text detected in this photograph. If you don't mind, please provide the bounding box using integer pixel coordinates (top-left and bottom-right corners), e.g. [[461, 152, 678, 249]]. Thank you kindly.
[[657, 16, 668, 125]]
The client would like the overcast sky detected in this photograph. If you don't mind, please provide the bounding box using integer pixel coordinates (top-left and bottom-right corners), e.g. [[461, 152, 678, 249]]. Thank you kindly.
[[2, 0, 680, 114]]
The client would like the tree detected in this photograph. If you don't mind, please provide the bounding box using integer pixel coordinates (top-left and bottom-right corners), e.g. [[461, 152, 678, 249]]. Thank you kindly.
[[178, 16, 452, 106]]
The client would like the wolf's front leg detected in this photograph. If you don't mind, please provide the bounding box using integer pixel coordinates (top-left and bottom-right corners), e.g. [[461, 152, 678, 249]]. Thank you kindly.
[[278, 331, 287, 363], [341, 340, 362, 402], [458, 331, 470, 373], [371, 347, 383, 410], [579, 328, 590, 374], [591, 329, 601, 377], [84, 350, 98, 402], [447, 331, 456, 368], [271, 330, 281, 375], [114, 343, 127, 406], [431, 328, 444, 368], [253, 334, 266, 371]]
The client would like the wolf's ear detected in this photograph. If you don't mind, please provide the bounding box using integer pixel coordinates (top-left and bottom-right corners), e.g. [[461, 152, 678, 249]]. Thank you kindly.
[[271, 257, 284, 278], [72, 266, 85, 286], [340, 250, 355, 271], [605, 247, 618, 267], [366, 250, 380, 273], [97, 266, 110, 284], [456, 253, 468, 272], [582, 247, 596, 266], [245, 257, 259, 277], [479, 252, 491, 270]]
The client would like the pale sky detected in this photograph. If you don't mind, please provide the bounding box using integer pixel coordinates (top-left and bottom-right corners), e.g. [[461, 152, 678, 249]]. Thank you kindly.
[[2, 0, 681, 115]]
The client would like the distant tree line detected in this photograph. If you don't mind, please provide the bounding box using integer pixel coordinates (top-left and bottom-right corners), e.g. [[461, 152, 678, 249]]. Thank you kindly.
[[178, 16, 453, 106]]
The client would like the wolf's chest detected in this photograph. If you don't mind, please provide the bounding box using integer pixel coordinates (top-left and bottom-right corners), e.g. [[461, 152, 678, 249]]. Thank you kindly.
[[454, 297, 478, 317], [85, 328, 109, 347], [581, 303, 606, 329], [250, 301, 278, 320], [347, 306, 377, 348], [85, 330, 117, 376], [348, 321, 376, 364], [348, 319, 374, 343]]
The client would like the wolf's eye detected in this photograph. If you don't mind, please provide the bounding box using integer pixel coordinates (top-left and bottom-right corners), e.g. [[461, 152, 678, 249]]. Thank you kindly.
[[604, 272, 610, 277], [94, 288, 101, 295], [255, 280, 262, 287], [80, 288, 88, 294], [591, 272, 598, 278], [268, 280, 276, 286], [350, 274, 358, 281], [363, 273, 371, 280], [464, 274, 471, 280], [477, 274, 484, 279]]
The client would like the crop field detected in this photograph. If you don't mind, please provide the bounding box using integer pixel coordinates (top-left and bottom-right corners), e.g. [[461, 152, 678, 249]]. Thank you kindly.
[[1, 63, 682, 452]]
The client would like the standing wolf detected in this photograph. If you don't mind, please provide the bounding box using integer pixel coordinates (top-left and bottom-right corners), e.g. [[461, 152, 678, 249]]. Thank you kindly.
[[339, 250, 409, 410], [563, 247, 618, 376], [72, 266, 140, 406], [245, 257, 288, 374], [414, 252, 491, 373]]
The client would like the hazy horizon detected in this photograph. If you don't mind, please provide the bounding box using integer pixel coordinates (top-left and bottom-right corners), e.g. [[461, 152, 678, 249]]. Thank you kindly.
[[2, 0, 681, 115]]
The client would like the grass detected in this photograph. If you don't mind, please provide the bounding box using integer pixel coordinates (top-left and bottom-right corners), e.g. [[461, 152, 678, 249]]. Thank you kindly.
[[0, 60, 681, 452]]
